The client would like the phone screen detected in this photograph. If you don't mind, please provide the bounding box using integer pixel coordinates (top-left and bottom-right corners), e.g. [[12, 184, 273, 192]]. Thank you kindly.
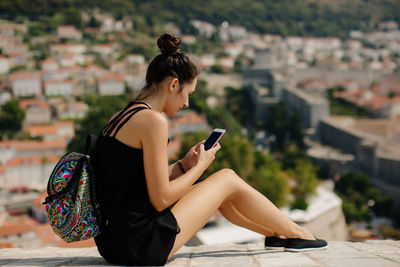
[[204, 131, 224, 150]]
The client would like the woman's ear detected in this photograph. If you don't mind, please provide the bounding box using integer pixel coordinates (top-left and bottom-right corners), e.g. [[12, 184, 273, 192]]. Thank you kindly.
[[168, 77, 179, 93]]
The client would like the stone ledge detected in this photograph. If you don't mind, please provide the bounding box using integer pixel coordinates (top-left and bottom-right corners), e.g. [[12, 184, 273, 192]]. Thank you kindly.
[[0, 240, 399, 266]]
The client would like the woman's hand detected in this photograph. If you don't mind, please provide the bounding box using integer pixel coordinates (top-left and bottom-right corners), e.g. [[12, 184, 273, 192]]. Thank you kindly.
[[195, 142, 221, 172], [180, 140, 204, 171]]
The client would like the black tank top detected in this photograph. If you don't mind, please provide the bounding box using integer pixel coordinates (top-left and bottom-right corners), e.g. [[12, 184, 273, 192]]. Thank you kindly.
[[93, 101, 180, 266]]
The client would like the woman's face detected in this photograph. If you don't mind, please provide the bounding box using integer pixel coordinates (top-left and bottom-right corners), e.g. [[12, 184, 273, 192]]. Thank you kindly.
[[165, 77, 197, 116]]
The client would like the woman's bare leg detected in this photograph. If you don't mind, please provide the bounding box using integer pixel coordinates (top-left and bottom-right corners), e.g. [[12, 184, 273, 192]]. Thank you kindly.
[[168, 169, 314, 258], [218, 201, 276, 236]]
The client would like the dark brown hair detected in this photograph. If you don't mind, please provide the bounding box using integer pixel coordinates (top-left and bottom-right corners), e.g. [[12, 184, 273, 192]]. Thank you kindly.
[[135, 33, 199, 101]]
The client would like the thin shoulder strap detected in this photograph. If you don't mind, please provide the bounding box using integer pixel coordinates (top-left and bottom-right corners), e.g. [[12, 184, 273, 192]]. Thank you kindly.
[[102, 102, 135, 135], [110, 106, 148, 138], [102, 101, 151, 137]]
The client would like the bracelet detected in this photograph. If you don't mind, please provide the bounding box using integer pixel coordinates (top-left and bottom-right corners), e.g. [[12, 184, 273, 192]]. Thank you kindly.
[[177, 161, 186, 174]]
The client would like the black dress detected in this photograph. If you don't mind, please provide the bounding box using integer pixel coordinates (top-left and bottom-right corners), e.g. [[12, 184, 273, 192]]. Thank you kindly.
[[92, 102, 180, 266]]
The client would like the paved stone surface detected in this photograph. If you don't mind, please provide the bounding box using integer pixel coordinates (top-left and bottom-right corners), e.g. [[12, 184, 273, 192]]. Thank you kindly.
[[0, 241, 399, 266]]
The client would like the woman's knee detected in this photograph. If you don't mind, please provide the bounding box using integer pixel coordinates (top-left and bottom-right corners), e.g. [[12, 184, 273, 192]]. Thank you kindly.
[[218, 168, 237, 177], [212, 168, 244, 187]]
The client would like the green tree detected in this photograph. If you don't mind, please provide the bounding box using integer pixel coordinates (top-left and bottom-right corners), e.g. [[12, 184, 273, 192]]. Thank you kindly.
[[248, 150, 289, 207], [206, 106, 242, 136], [287, 159, 318, 210], [265, 102, 304, 152], [87, 15, 101, 28], [67, 95, 129, 153], [334, 172, 394, 223], [281, 142, 308, 170], [327, 87, 371, 117], [224, 86, 254, 127], [266, 102, 289, 151], [1, 0, 399, 37], [62, 9, 82, 29], [0, 99, 25, 139], [210, 64, 226, 74], [189, 79, 211, 114]]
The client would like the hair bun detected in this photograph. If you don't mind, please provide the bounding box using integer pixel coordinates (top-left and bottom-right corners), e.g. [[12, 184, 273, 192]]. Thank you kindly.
[[157, 33, 181, 56]]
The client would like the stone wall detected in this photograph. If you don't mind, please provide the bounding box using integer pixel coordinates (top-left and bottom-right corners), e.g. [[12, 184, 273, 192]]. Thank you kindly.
[[283, 88, 330, 129], [318, 118, 400, 208], [300, 205, 348, 241]]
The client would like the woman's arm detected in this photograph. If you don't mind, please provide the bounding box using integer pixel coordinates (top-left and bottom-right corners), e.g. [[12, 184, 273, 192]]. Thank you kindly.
[[140, 111, 218, 212], [168, 162, 183, 181]]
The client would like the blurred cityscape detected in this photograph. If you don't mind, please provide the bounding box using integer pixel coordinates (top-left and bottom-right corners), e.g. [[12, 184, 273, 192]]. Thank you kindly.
[[0, 2, 400, 249]]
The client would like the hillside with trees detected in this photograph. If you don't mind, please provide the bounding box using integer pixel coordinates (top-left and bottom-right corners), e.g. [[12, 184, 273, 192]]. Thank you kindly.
[[1, 0, 400, 37]]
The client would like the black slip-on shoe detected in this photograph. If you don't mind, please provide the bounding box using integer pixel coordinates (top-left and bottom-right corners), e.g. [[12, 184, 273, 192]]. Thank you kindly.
[[284, 238, 328, 252], [264, 236, 286, 250]]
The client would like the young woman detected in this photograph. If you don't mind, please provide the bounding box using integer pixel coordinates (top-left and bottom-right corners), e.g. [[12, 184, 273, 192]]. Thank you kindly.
[[93, 33, 328, 266]]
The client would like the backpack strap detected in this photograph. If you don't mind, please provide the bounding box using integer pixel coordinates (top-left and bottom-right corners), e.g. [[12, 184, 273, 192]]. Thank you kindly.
[[84, 134, 97, 155], [43, 154, 88, 204]]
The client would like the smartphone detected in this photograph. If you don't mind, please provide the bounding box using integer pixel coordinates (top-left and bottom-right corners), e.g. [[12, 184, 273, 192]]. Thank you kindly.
[[204, 128, 226, 150]]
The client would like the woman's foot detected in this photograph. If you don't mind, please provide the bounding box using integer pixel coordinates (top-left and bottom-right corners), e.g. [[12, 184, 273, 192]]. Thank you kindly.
[[264, 236, 328, 252], [284, 238, 328, 252], [264, 236, 286, 250]]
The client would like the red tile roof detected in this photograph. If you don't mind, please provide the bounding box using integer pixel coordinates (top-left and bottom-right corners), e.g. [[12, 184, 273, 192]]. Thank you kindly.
[[6, 154, 60, 167], [0, 221, 35, 237], [10, 71, 41, 81], [19, 99, 50, 110], [40, 58, 56, 64], [7, 155, 42, 166], [98, 72, 123, 83], [176, 111, 207, 125], [0, 138, 67, 152], [28, 125, 58, 136], [0, 164, 5, 174]]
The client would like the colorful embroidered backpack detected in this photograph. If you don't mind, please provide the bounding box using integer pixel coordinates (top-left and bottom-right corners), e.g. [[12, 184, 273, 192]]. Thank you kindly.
[[43, 134, 103, 243]]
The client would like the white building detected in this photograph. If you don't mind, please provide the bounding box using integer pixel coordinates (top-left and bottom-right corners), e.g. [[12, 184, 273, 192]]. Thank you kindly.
[[199, 54, 216, 69], [224, 43, 243, 58], [98, 72, 124, 96], [58, 53, 85, 67], [100, 16, 115, 32], [115, 19, 133, 31], [10, 71, 42, 97], [0, 138, 67, 167], [181, 34, 196, 45], [0, 55, 9, 74], [92, 43, 119, 57], [57, 25, 82, 40], [217, 56, 235, 69], [50, 44, 86, 55], [228, 25, 247, 39], [55, 100, 89, 120], [125, 54, 145, 65], [28, 121, 74, 141], [44, 80, 73, 97], [170, 110, 209, 136], [5, 154, 59, 190], [40, 58, 59, 72], [191, 20, 216, 38], [19, 99, 51, 125]]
